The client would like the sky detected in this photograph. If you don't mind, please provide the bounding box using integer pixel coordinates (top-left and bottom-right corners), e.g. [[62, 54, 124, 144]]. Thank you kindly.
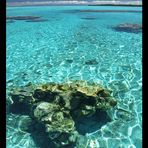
[[7, 0, 142, 2]]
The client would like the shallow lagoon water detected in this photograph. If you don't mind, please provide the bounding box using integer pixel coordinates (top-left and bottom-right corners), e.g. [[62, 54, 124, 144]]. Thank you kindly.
[[6, 6, 142, 148]]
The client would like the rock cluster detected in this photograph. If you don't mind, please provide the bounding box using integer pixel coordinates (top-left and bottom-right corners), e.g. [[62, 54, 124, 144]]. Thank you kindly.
[[9, 80, 117, 147]]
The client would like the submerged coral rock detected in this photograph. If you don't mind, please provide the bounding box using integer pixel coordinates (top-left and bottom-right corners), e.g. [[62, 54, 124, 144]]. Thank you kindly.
[[26, 19, 48, 22], [9, 80, 117, 147], [112, 23, 142, 33], [85, 59, 98, 65], [7, 16, 41, 21]]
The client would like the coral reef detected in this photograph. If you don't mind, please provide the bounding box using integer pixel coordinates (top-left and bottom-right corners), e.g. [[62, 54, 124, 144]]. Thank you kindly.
[[63, 10, 141, 14], [9, 80, 117, 147], [81, 17, 97, 20], [26, 19, 48, 22], [7, 16, 41, 20], [112, 23, 142, 33], [6, 16, 48, 23], [85, 59, 98, 65], [65, 59, 73, 63], [79, 10, 141, 13]]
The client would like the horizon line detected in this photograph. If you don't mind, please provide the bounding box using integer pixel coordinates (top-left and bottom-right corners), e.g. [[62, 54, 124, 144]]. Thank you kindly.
[[7, 1, 142, 7]]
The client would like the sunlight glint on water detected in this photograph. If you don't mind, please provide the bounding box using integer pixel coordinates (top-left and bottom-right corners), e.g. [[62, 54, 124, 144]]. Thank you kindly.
[[6, 6, 142, 148]]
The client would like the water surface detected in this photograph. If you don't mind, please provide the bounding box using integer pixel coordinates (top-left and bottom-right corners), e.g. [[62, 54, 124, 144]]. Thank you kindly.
[[6, 6, 142, 148]]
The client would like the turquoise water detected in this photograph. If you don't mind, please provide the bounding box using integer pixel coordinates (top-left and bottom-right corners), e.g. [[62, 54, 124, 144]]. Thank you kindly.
[[6, 6, 142, 148]]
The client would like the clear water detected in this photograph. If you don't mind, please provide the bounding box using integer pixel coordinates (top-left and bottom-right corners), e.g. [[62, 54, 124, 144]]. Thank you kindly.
[[6, 6, 142, 148]]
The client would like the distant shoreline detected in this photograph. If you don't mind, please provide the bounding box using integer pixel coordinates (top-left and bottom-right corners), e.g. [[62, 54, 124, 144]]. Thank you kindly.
[[7, 1, 142, 7]]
